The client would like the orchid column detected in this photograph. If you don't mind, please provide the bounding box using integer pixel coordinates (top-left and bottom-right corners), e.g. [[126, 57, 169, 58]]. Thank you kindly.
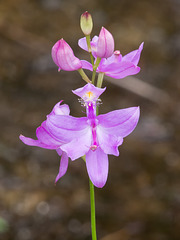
[[20, 11, 143, 240]]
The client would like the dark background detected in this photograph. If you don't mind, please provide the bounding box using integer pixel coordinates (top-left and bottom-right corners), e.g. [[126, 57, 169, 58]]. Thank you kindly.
[[0, 0, 180, 239]]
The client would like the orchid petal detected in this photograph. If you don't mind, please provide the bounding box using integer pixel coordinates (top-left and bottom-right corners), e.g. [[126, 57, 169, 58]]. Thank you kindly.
[[72, 83, 106, 102], [96, 27, 114, 58], [50, 101, 70, 116], [36, 123, 63, 146], [47, 115, 88, 130], [86, 148, 109, 188], [96, 126, 122, 156], [98, 60, 140, 79], [51, 39, 82, 71], [105, 66, 140, 79], [56, 148, 63, 156], [19, 134, 53, 149], [55, 151, 69, 183], [81, 60, 93, 71], [97, 107, 140, 138], [78, 36, 99, 57], [46, 116, 88, 142], [78, 37, 88, 51], [122, 42, 144, 66], [19, 122, 63, 149], [61, 126, 92, 160], [109, 51, 122, 63]]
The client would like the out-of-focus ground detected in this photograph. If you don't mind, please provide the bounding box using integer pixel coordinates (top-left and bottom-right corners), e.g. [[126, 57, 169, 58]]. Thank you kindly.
[[0, 0, 180, 239]]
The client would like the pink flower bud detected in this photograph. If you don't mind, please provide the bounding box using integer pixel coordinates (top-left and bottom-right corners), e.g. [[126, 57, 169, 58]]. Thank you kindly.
[[51, 39, 82, 71], [96, 27, 114, 58]]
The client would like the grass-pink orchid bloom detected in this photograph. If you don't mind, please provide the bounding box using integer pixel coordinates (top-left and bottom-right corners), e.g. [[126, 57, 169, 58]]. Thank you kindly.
[[46, 84, 140, 188], [52, 39, 82, 71], [80, 42, 144, 79], [19, 101, 70, 183], [78, 27, 114, 58]]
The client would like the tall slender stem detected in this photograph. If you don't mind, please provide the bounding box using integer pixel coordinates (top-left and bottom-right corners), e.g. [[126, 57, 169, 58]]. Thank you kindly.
[[89, 179, 97, 240], [86, 35, 94, 66], [92, 57, 101, 85], [78, 68, 92, 83], [97, 72, 105, 88]]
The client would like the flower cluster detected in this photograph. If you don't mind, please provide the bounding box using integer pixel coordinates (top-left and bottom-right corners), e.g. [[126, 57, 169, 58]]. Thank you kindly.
[[20, 11, 142, 188], [51, 24, 143, 80]]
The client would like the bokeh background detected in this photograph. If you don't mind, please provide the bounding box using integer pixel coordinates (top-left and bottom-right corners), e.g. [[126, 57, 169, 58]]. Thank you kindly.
[[0, 0, 180, 239]]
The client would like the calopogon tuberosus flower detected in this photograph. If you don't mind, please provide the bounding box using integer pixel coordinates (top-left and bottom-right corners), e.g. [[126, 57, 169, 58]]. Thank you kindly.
[[78, 27, 114, 58], [20, 84, 140, 188], [80, 41, 144, 79], [19, 101, 70, 183], [52, 39, 82, 71], [42, 83, 140, 188]]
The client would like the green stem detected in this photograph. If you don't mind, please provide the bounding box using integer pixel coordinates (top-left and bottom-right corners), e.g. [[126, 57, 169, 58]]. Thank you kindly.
[[96, 72, 105, 88], [86, 35, 94, 66], [89, 179, 97, 240], [92, 57, 101, 85], [96, 72, 104, 115], [78, 68, 91, 83]]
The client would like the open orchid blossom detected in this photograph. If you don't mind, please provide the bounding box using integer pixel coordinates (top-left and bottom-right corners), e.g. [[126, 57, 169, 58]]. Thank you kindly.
[[80, 42, 144, 79], [78, 27, 114, 58], [52, 39, 82, 71], [45, 84, 140, 188], [19, 101, 70, 183], [20, 84, 140, 188]]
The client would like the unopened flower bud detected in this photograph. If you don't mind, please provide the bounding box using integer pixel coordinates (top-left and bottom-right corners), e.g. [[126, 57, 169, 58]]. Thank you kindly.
[[96, 27, 114, 58], [51, 39, 82, 71], [80, 11, 93, 36]]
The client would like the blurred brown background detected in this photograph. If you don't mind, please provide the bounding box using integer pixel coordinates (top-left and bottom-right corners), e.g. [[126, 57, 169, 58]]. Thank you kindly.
[[0, 0, 180, 239]]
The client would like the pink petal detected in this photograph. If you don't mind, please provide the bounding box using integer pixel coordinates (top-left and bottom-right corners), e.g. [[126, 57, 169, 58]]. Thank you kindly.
[[19, 123, 63, 149], [78, 37, 88, 51], [96, 27, 114, 58], [78, 36, 99, 57], [96, 126, 122, 156], [97, 107, 140, 138], [55, 151, 69, 183], [19, 134, 52, 148], [36, 123, 63, 146], [122, 42, 144, 66], [86, 148, 109, 188], [105, 65, 140, 79], [51, 39, 82, 71], [51, 40, 61, 68], [56, 148, 62, 156], [50, 101, 70, 116], [81, 60, 93, 71], [46, 115, 88, 142], [60, 126, 92, 160], [72, 83, 106, 102], [47, 115, 88, 130]]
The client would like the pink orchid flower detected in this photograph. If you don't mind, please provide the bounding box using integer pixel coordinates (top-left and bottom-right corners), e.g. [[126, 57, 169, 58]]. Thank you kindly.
[[52, 39, 82, 71], [78, 27, 114, 58], [79, 37, 144, 79]]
